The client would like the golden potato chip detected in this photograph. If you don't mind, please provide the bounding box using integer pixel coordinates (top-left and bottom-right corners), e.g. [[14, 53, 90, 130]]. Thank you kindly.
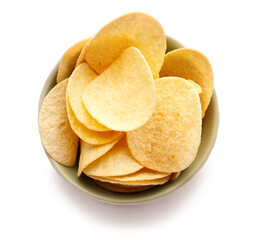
[[170, 172, 180, 181], [126, 77, 202, 173], [107, 168, 170, 182], [84, 12, 166, 79], [39, 79, 78, 166], [83, 136, 143, 177], [76, 45, 87, 67], [82, 46, 155, 131], [159, 48, 213, 118], [77, 134, 124, 177], [67, 63, 110, 131], [188, 80, 202, 94], [57, 38, 90, 83], [75, 37, 92, 67], [66, 96, 123, 145], [89, 175, 170, 186], [93, 180, 153, 193]]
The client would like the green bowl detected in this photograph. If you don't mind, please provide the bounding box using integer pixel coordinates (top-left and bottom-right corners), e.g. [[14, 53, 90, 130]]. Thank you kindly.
[[38, 36, 219, 205]]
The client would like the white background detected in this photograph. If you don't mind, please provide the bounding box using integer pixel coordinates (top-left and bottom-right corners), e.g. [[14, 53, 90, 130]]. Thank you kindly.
[[1, 0, 255, 239]]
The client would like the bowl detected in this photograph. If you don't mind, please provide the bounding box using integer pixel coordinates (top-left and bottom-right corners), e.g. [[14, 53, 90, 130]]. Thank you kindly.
[[38, 36, 219, 205]]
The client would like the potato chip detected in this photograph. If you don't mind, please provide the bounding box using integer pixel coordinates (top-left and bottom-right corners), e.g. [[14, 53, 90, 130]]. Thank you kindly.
[[77, 134, 124, 177], [76, 37, 92, 67], [39, 13, 214, 193], [39, 79, 78, 166], [159, 48, 213, 118], [83, 136, 143, 177], [93, 180, 153, 193], [67, 63, 110, 131], [126, 77, 202, 173], [66, 96, 123, 145], [57, 38, 90, 83], [84, 12, 166, 79], [89, 175, 170, 186], [188, 80, 202, 94], [82, 46, 155, 131], [107, 168, 170, 182], [170, 172, 180, 181]]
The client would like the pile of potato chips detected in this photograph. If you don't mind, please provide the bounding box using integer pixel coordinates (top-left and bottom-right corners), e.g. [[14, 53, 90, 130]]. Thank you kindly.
[[39, 12, 214, 193]]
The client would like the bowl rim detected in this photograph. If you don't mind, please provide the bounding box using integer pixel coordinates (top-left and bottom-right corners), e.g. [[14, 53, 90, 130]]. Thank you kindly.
[[38, 36, 219, 205]]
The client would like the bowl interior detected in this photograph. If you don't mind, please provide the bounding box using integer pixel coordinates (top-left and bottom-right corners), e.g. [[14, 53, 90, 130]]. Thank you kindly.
[[38, 36, 219, 205]]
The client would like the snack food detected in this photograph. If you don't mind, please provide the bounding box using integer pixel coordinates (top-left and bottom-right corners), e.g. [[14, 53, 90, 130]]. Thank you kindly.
[[127, 77, 202, 173], [105, 168, 170, 181], [75, 37, 92, 67], [89, 175, 171, 186], [39, 12, 214, 193], [67, 62, 110, 131], [39, 79, 78, 166], [93, 180, 153, 193], [82, 46, 155, 131], [83, 12, 166, 79], [78, 135, 123, 177], [159, 48, 213, 118], [66, 96, 123, 145], [56, 38, 90, 83], [83, 136, 143, 177], [188, 80, 202, 94]]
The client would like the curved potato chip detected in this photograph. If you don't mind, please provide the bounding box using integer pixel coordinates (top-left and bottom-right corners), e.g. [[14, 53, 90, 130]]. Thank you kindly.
[[77, 134, 124, 177], [93, 180, 153, 193], [84, 12, 166, 79], [82, 47, 155, 131], [170, 172, 180, 181], [83, 136, 143, 177], [89, 175, 170, 186], [57, 38, 90, 83], [188, 80, 202, 94], [107, 168, 170, 182], [39, 79, 78, 166], [76, 36, 92, 67], [127, 77, 202, 173], [66, 96, 123, 145], [67, 63, 110, 131], [159, 48, 214, 118]]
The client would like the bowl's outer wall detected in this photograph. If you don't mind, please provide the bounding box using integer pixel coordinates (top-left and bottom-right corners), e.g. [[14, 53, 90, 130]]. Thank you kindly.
[[38, 36, 219, 205]]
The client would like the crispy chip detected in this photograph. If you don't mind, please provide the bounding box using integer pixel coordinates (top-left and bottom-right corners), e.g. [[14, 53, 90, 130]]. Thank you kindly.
[[170, 172, 180, 181], [76, 37, 92, 67], [82, 47, 155, 131], [159, 48, 213, 118], [39, 79, 78, 166], [83, 136, 143, 177], [57, 38, 90, 83], [89, 175, 170, 186], [107, 168, 170, 181], [67, 63, 110, 131], [40, 13, 213, 193], [127, 77, 202, 173], [84, 12, 166, 79], [93, 180, 153, 193], [66, 96, 123, 145], [77, 134, 123, 177], [188, 80, 202, 94]]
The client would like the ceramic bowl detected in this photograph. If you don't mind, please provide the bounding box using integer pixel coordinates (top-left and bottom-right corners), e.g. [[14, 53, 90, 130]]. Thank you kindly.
[[38, 36, 219, 205]]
